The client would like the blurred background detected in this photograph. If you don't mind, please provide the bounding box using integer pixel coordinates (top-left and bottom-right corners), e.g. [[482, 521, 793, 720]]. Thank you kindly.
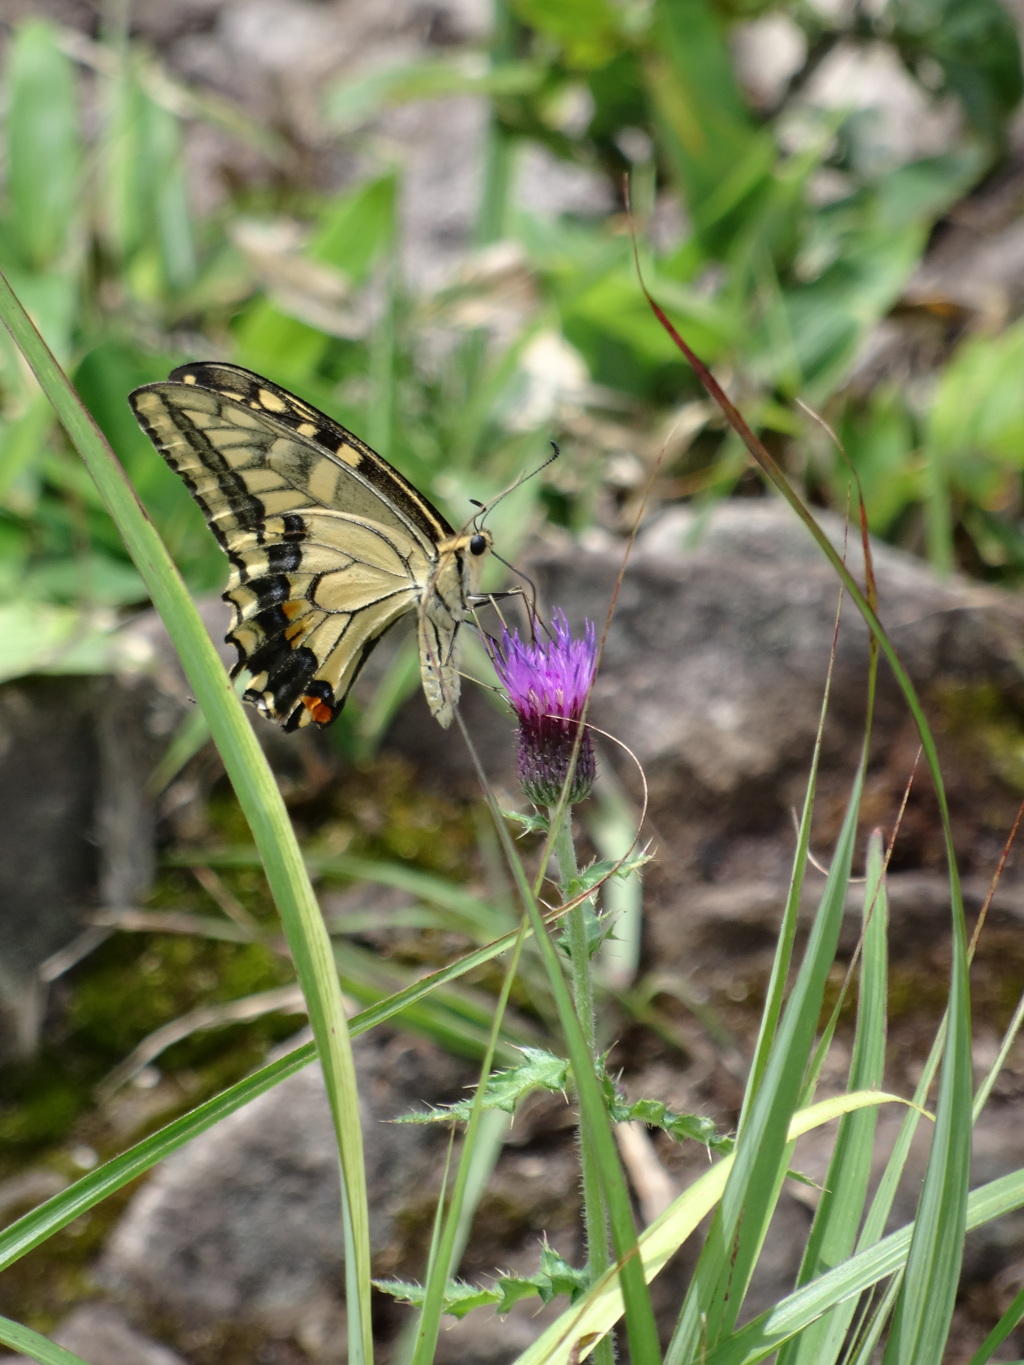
[[3, 0, 1024, 1353], [4, 0, 1024, 632]]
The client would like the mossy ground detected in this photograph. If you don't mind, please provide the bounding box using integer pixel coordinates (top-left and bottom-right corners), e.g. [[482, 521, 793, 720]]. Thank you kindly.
[[0, 751, 484, 1329]]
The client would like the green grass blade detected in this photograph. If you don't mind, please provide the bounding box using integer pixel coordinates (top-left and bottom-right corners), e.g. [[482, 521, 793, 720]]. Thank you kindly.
[[0, 885, 548, 1275], [880, 900, 971, 1363], [667, 761, 865, 1362], [0, 1046, 314, 1271], [967, 1276, 1024, 1364], [643, 288, 974, 1362], [973, 987, 1024, 1121], [648, 0, 770, 255], [0, 1315, 91, 1364], [745, 590, 841, 1101], [512, 1092, 903, 1365], [409, 933, 527, 1365], [0, 270, 374, 1365], [780, 831, 890, 1365], [694, 1168, 1024, 1365]]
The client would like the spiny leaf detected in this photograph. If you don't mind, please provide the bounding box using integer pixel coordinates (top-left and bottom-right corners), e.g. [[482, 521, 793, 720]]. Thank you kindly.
[[495, 1245, 590, 1309], [503, 808, 550, 835], [396, 1046, 569, 1123], [374, 1245, 591, 1320], [602, 1077, 731, 1152], [567, 850, 651, 899], [373, 1277, 497, 1319]]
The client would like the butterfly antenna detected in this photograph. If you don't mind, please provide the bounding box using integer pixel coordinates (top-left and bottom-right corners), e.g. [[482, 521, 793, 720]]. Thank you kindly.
[[471, 440, 560, 528], [464, 442, 557, 650]]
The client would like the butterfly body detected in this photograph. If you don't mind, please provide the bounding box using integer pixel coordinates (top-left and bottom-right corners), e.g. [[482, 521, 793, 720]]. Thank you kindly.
[[129, 362, 490, 729]]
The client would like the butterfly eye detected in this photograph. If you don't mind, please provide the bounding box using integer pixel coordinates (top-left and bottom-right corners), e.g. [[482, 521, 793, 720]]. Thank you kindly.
[[469, 533, 489, 556]]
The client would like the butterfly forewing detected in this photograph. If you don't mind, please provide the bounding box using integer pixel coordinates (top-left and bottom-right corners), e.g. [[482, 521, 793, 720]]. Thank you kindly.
[[129, 363, 489, 729]]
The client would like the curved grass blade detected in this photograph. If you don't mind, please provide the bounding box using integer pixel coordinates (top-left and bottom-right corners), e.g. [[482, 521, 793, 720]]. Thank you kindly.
[[697, 1167, 1024, 1365], [778, 830, 890, 1365], [639, 277, 973, 1365], [512, 1092, 904, 1365], [667, 761, 865, 1361], [0, 269, 373, 1365], [0, 1315, 91, 1365], [0, 906, 555, 1273]]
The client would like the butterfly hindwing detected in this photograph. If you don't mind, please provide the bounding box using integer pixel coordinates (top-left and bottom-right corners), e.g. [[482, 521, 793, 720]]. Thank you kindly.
[[129, 364, 490, 729]]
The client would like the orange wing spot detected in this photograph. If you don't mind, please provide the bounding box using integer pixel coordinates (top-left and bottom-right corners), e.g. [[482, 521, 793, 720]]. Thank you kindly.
[[281, 600, 302, 619], [302, 694, 335, 725], [284, 622, 306, 642]]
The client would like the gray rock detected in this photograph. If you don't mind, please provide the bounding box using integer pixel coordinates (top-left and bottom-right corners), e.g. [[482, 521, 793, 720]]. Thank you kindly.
[[511, 500, 1024, 1016], [0, 673, 161, 1061], [0, 678, 99, 1058], [592, 502, 1022, 793], [525, 504, 1024, 832], [100, 1033, 468, 1357], [0, 596, 335, 1061], [103, 1063, 346, 1341]]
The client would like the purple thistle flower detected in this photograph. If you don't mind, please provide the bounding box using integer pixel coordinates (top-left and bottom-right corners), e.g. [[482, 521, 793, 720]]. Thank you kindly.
[[492, 610, 597, 807]]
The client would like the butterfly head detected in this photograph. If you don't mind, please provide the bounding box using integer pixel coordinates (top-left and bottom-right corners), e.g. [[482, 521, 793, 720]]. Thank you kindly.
[[441, 526, 493, 596]]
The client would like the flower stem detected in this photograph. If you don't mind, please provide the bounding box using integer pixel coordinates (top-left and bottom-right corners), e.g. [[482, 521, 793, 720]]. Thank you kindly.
[[551, 804, 613, 1361]]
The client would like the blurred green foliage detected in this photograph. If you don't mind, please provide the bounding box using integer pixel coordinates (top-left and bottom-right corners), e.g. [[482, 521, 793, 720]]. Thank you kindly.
[[0, 0, 1023, 701]]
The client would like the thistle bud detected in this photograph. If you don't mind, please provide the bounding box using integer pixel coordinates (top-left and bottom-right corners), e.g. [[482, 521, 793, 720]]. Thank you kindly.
[[492, 610, 597, 807]]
